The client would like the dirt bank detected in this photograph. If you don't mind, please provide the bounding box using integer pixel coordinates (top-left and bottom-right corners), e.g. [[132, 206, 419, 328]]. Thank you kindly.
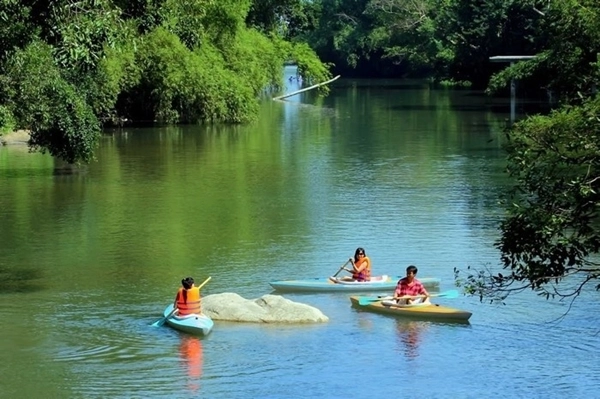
[[0, 130, 30, 145]]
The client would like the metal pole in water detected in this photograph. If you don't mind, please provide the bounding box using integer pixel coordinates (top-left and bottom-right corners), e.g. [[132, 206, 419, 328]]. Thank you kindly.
[[510, 62, 516, 123]]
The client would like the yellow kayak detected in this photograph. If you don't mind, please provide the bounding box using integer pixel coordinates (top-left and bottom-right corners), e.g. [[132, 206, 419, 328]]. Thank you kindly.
[[350, 296, 472, 322]]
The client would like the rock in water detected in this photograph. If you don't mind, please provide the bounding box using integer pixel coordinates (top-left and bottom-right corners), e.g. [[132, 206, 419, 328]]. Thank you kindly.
[[202, 293, 329, 323]]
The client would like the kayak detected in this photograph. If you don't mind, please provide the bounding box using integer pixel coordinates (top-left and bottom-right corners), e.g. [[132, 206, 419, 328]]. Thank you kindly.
[[269, 275, 441, 293], [162, 304, 214, 336], [349, 296, 472, 322]]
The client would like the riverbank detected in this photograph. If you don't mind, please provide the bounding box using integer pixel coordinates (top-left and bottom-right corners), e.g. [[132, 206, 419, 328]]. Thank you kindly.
[[0, 130, 30, 145]]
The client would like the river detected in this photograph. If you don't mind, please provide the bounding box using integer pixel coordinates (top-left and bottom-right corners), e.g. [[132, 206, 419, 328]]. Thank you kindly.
[[0, 67, 598, 398]]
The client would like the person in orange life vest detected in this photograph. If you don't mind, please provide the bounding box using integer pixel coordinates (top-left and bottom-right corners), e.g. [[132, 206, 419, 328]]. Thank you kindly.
[[175, 277, 202, 315], [348, 247, 372, 281], [394, 265, 430, 305]]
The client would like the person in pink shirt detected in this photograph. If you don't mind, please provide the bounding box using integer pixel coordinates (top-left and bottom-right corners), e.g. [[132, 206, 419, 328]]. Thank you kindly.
[[394, 265, 430, 304]]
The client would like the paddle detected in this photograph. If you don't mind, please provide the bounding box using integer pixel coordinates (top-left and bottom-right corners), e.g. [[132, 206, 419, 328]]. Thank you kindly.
[[332, 259, 352, 277], [357, 289, 459, 305], [152, 276, 212, 327], [152, 306, 178, 327]]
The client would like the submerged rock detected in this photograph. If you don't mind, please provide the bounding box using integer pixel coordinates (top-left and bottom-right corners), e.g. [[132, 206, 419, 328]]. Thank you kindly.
[[202, 293, 328, 323]]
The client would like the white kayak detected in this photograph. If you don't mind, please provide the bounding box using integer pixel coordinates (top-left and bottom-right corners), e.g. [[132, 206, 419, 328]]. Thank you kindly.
[[269, 275, 441, 292]]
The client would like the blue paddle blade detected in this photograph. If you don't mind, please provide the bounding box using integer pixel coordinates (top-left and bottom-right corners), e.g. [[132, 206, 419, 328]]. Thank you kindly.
[[439, 290, 460, 299], [357, 296, 387, 305], [152, 307, 177, 327], [151, 318, 166, 327]]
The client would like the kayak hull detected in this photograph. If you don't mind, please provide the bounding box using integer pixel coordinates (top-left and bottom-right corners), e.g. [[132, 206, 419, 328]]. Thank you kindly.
[[269, 276, 440, 292], [163, 304, 214, 336], [350, 296, 472, 322]]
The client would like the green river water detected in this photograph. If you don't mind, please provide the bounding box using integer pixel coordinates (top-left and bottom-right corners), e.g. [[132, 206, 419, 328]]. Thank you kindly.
[[0, 67, 598, 398]]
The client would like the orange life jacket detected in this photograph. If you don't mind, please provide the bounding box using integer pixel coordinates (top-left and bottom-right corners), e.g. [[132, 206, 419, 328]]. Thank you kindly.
[[176, 286, 201, 315], [353, 257, 372, 281]]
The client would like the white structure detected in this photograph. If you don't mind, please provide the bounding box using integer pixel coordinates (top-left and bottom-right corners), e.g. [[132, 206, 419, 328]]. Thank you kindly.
[[490, 55, 536, 122]]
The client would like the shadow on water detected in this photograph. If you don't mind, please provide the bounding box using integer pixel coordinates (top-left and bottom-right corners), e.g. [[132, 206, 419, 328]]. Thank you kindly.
[[389, 102, 550, 115], [0, 265, 45, 293], [330, 78, 429, 90]]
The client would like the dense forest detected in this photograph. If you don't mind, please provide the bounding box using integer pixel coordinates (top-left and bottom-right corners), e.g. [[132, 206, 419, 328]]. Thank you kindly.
[[0, 0, 331, 163], [1, 0, 599, 162], [1, 0, 600, 301]]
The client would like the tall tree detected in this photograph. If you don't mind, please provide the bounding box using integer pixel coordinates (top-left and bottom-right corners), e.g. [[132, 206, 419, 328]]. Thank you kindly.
[[0, 0, 331, 163], [457, 0, 600, 303], [433, 0, 540, 87], [487, 0, 600, 101]]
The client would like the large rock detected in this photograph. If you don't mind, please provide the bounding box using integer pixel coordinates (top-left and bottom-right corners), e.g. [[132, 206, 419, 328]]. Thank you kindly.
[[202, 293, 329, 323]]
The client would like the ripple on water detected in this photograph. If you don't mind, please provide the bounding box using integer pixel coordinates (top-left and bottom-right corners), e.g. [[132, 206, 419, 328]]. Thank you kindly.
[[52, 317, 207, 397]]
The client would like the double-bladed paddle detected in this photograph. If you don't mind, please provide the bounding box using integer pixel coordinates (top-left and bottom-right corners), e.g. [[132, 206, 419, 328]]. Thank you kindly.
[[152, 276, 212, 327], [357, 289, 459, 306]]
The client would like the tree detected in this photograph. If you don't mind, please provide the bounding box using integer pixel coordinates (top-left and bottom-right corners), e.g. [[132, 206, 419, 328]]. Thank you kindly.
[[456, 95, 600, 303], [456, 0, 600, 304], [246, 0, 311, 39], [0, 0, 331, 164], [3, 41, 100, 164], [363, 0, 438, 75], [487, 0, 600, 100], [0, 0, 39, 64], [432, 0, 540, 87]]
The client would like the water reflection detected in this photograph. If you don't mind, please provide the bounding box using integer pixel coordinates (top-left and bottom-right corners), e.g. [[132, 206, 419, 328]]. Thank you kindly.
[[395, 320, 428, 359], [356, 312, 374, 330], [179, 336, 204, 393]]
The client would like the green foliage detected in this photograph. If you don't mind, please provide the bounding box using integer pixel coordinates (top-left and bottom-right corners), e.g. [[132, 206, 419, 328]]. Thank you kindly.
[[202, 0, 252, 49], [0, 0, 39, 63], [449, 1, 600, 303], [2, 41, 64, 126], [246, 0, 308, 38], [284, 0, 322, 40], [220, 29, 286, 95], [0, 0, 332, 162], [486, 52, 548, 95], [0, 105, 15, 134], [159, 0, 213, 49], [438, 79, 471, 87], [486, 1, 600, 102], [130, 27, 258, 123], [76, 39, 143, 123], [364, 0, 439, 74], [303, 0, 380, 75], [298, 0, 546, 81], [3, 41, 100, 164], [432, 0, 540, 87], [48, 0, 127, 72], [531, 0, 600, 101], [28, 81, 100, 164], [500, 97, 600, 279], [287, 41, 333, 88], [457, 95, 600, 302]]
